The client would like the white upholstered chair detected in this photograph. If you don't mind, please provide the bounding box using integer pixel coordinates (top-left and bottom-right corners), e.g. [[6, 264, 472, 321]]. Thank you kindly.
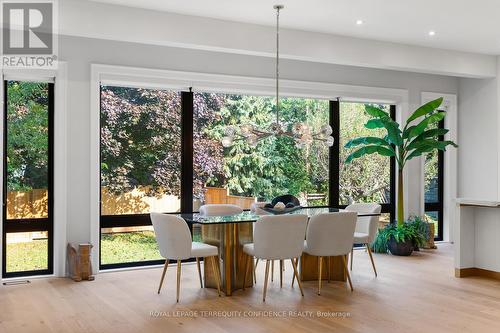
[[199, 204, 243, 216], [303, 212, 357, 294], [345, 203, 382, 277], [242, 214, 308, 301], [150, 213, 222, 302]]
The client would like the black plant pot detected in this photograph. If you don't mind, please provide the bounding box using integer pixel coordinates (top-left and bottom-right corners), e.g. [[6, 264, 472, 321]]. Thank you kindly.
[[388, 236, 414, 256]]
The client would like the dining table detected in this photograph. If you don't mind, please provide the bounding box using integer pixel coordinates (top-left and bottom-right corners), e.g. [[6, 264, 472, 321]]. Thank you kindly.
[[177, 207, 381, 296]]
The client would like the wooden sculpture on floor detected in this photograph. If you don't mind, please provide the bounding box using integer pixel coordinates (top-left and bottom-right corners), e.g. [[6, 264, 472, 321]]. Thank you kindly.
[[67, 243, 95, 281]]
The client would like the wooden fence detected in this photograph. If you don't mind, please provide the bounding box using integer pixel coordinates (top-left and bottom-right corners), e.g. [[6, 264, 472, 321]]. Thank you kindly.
[[203, 187, 256, 209]]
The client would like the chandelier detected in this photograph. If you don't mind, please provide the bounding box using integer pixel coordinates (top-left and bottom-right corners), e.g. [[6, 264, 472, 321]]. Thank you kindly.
[[221, 5, 334, 149]]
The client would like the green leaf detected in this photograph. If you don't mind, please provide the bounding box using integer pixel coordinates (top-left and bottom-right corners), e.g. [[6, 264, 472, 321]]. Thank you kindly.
[[406, 97, 443, 125], [404, 112, 446, 140], [405, 140, 458, 161], [344, 136, 391, 148], [365, 105, 390, 119], [365, 118, 402, 146], [413, 128, 449, 141], [365, 119, 384, 129], [345, 145, 395, 164]]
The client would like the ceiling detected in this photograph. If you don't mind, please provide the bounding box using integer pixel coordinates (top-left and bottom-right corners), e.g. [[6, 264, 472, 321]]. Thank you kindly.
[[90, 0, 500, 55]]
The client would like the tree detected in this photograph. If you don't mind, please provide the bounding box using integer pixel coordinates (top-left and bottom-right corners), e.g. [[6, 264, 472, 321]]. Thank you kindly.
[[6, 81, 49, 191], [344, 98, 457, 225]]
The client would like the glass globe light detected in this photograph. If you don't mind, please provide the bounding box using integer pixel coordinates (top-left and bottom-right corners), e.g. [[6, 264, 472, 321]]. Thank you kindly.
[[221, 136, 233, 148], [240, 124, 254, 137], [321, 124, 333, 136], [246, 134, 258, 147], [224, 126, 237, 137], [326, 136, 335, 147]]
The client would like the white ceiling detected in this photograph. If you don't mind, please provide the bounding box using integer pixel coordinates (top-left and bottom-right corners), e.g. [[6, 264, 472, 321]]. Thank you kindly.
[[89, 0, 500, 55]]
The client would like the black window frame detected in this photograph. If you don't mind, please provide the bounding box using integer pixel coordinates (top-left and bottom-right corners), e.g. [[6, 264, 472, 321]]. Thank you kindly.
[[329, 100, 396, 222], [98, 93, 396, 270], [2, 80, 55, 278], [424, 119, 444, 241]]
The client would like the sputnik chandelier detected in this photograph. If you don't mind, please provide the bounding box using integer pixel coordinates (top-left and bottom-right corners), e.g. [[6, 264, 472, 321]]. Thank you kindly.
[[221, 5, 334, 149]]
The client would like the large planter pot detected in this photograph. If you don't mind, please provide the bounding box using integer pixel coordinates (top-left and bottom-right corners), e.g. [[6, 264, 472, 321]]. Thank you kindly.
[[388, 236, 414, 256]]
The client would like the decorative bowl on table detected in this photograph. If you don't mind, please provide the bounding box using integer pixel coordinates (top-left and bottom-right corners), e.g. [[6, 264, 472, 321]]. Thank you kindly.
[[261, 202, 302, 215]]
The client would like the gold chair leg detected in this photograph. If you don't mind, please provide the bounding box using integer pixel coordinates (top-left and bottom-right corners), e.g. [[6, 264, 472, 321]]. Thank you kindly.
[[157, 259, 169, 294], [263, 260, 270, 302], [271, 260, 274, 282], [327, 257, 331, 283], [366, 244, 378, 277], [254, 258, 259, 284], [196, 257, 203, 288], [342, 255, 353, 292], [291, 258, 304, 296], [176, 260, 182, 302], [350, 247, 354, 270], [210, 256, 221, 297], [318, 256, 323, 295], [279, 259, 283, 288], [291, 257, 299, 287], [243, 254, 250, 290]]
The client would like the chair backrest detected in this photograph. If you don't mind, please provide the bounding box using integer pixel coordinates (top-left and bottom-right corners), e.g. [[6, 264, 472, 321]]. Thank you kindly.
[[253, 214, 308, 260], [271, 195, 300, 207], [199, 204, 243, 216], [305, 212, 357, 256], [345, 203, 382, 243], [150, 213, 192, 260]]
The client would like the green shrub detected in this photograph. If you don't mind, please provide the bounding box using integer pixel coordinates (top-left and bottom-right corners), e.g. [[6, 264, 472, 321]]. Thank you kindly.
[[371, 218, 427, 253]]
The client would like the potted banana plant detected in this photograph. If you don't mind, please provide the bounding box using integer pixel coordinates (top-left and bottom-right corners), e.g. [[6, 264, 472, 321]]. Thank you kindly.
[[344, 98, 457, 256]]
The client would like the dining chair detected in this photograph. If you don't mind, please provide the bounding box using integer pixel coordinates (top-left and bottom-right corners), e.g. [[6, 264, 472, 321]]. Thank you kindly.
[[150, 213, 222, 302], [303, 212, 357, 295], [242, 214, 308, 301], [199, 204, 243, 216], [345, 203, 382, 277]]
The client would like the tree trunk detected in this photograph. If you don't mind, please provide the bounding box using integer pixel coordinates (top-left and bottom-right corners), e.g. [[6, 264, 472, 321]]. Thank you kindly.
[[397, 168, 404, 226]]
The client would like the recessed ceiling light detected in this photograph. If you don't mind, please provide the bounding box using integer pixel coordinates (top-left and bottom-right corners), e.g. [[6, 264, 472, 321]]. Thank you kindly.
[[428, 31, 436, 36], [356, 19, 364, 25]]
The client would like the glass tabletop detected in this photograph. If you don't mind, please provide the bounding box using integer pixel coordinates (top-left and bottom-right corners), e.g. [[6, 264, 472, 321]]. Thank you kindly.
[[177, 207, 380, 224]]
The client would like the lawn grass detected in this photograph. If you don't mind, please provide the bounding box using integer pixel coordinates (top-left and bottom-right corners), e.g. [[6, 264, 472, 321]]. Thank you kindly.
[[7, 239, 48, 272]]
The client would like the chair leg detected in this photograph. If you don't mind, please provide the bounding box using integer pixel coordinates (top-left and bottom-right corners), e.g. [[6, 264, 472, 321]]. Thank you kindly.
[[210, 256, 221, 297], [291, 258, 304, 297], [279, 259, 283, 288], [318, 256, 323, 295], [291, 257, 299, 287], [350, 246, 354, 270], [176, 260, 182, 302], [366, 244, 378, 277], [196, 257, 203, 288], [254, 258, 259, 284], [243, 254, 250, 290], [342, 255, 353, 292], [157, 259, 169, 294], [327, 257, 331, 283], [263, 260, 270, 302], [271, 260, 274, 282]]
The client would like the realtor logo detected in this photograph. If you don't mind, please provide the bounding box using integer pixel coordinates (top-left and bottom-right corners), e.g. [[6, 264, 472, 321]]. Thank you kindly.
[[1, 1, 57, 68]]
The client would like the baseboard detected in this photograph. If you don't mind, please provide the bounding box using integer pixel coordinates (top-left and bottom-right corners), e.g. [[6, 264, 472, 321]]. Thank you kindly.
[[455, 267, 500, 280]]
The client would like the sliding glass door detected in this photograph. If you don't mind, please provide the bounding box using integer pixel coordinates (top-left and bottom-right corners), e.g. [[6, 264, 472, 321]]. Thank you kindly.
[[2, 80, 54, 278]]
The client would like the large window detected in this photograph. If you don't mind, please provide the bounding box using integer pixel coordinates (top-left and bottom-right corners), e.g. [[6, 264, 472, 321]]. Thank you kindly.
[[2, 80, 54, 278], [99, 85, 182, 267], [97, 81, 396, 269], [193, 93, 330, 210], [335, 101, 396, 223], [424, 120, 444, 240]]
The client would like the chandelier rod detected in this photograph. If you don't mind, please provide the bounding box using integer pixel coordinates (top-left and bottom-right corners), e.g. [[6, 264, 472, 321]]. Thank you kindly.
[[274, 5, 283, 125]]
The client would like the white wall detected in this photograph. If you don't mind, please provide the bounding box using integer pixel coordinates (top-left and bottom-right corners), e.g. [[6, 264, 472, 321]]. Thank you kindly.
[[458, 76, 499, 199], [60, 35, 459, 245]]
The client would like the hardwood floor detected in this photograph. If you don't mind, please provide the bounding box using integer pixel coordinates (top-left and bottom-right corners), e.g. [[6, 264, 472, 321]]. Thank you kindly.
[[2, 243, 500, 333]]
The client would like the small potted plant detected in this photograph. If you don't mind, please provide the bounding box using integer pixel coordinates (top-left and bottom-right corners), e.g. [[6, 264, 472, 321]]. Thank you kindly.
[[371, 221, 427, 255], [344, 98, 457, 256]]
